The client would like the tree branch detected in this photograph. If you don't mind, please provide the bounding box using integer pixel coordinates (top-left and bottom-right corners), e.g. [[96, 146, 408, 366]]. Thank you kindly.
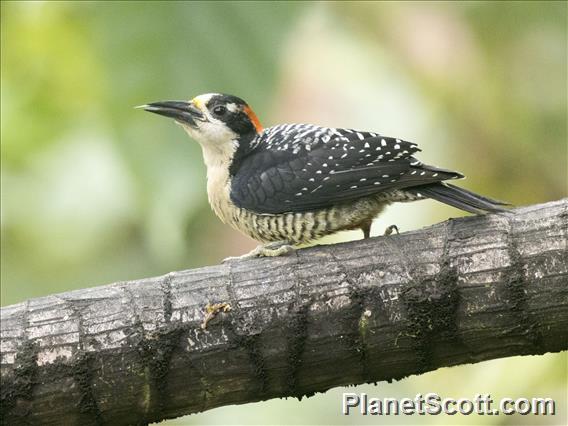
[[1, 199, 567, 425]]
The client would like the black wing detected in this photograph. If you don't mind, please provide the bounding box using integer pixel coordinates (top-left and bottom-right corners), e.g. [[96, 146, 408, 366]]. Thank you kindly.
[[230, 124, 461, 214]]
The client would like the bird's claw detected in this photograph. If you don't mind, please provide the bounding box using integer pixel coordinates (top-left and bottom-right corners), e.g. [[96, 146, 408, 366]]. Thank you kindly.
[[222, 241, 295, 262], [383, 224, 399, 236]]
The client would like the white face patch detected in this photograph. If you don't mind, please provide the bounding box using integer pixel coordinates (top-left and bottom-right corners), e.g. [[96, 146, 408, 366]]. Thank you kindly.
[[226, 103, 238, 113], [181, 120, 237, 151]]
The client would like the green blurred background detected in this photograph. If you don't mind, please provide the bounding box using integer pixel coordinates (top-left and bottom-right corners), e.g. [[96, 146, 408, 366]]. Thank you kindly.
[[1, 1, 566, 425]]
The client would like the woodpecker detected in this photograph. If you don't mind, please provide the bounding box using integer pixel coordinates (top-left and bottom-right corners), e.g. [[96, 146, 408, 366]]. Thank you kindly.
[[141, 93, 508, 260]]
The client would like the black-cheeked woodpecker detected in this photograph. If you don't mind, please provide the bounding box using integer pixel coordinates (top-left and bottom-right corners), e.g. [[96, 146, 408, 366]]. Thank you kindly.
[[140, 93, 508, 260]]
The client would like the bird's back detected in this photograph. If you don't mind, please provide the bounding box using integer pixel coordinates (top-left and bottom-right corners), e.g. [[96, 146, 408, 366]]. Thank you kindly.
[[229, 123, 461, 214]]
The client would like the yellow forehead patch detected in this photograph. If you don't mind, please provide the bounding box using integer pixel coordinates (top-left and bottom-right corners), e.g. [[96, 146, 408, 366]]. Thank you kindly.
[[191, 94, 215, 111], [191, 97, 203, 110]]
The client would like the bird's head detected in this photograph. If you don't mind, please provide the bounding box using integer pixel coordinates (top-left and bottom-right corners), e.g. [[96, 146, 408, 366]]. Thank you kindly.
[[140, 93, 263, 155]]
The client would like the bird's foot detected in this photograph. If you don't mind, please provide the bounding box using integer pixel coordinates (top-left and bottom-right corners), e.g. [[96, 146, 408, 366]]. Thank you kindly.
[[222, 241, 295, 262], [383, 224, 400, 236]]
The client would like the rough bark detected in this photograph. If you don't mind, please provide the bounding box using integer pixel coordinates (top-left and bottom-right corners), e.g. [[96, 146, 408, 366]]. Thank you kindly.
[[1, 199, 567, 425]]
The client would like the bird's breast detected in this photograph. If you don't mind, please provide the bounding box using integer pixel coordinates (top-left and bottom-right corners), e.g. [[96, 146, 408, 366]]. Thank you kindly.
[[206, 164, 234, 225]]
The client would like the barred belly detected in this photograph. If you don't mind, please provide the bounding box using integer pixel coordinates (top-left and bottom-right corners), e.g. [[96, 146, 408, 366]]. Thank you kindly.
[[227, 190, 418, 244]]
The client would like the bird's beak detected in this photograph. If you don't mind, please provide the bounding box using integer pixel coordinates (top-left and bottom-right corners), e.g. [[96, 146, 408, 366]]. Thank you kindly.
[[137, 101, 205, 126]]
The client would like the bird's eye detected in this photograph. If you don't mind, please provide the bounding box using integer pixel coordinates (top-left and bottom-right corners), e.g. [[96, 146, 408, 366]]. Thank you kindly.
[[212, 105, 227, 116]]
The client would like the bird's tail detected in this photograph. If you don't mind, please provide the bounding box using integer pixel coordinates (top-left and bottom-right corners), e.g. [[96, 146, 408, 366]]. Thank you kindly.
[[406, 182, 510, 214]]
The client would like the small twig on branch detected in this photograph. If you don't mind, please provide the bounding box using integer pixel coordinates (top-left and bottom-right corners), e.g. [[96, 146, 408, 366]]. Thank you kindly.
[[200, 302, 232, 330], [1, 199, 567, 425]]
